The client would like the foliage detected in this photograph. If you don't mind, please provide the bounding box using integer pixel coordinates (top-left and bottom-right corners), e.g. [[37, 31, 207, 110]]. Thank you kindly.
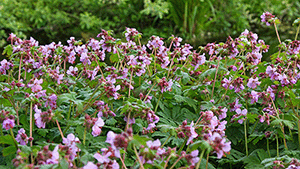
[[1, 13, 300, 169]]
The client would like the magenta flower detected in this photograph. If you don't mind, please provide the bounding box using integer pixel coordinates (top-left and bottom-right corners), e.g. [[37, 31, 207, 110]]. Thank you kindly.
[[94, 152, 111, 163], [247, 77, 261, 89], [219, 107, 227, 120], [45, 94, 57, 109], [210, 132, 231, 159], [124, 27, 141, 42], [158, 77, 173, 93], [187, 121, 198, 145], [267, 86, 276, 100], [261, 12, 276, 26], [15, 128, 28, 145], [62, 133, 81, 161], [83, 162, 98, 169], [188, 150, 200, 165], [34, 105, 45, 128], [146, 139, 161, 149], [46, 145, 59, 164], [92, 117, 105, 137], [0, 59, 13, 75], [221, 77, 234, 90], [235, 108, 247, 124], [2, 117, 15, 130], [28, 78, 43, 93], [68, 50, 76, 64], [124, 117, 136, 125], [250, 90, 259, 104], [147, 36, 164, 50], [105, 131, 121, 158], [67, 66, 78, 76], [80, 52, 91, 65]]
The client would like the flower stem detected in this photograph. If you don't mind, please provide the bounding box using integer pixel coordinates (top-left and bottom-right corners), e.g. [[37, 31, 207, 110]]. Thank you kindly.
[[133, 146, 144, 169], [169, 155, 183, 169], [83, 126, 87, 146], [205, 153, 209, 169], [154, 94, 162, 113], [10, 128, 18, 148], [267, 138, 270, 157], [128, 70, 134, 98], [120, 153, 128, 169], [276, 134, 279, 157], [274, 23, 282, 44], [29, 101, 33, 163], [298, 119, 300, 147], [211, 58, 220, 100], [56, 119, 64, 139], [161, 135, 171, 148], [244, 120, 248, 156], [295, 25, 300, 40], [163, 153, 172, 169], [196, 150, 205, 169]]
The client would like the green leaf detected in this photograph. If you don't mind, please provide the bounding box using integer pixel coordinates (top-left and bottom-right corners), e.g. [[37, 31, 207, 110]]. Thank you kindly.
[[2, 45, 13, 56], [57, 92, 76, 105], [37, 129, 49, 137], [0, 135, 15, 145], [59, 159, 69, 169], [76, 126, 85, 140], [2, 146, 17, 156]]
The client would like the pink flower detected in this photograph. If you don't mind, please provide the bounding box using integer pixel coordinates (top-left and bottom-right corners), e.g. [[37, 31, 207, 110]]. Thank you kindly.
[[2, 117, 15, 130], [261, 12, 276, 26], [146, 139, 161, 149], [15, 128, 28, 145], [92, 117, 105, 137], [105, 131, 120, 158], [94, 152, 111, 163], [46, 145, 59, 164], [45, 94, 57, 109], [34, 105, 45, 128], [28, 78, 43, 93], [67, 66, 78, 76], [219, 107, 227, 120], [250, 90, 259, 104], [210, 133, 231, 159], [187, 121, 198, 145], [83, 162, 98, 169], [247, 77, 261, 89]]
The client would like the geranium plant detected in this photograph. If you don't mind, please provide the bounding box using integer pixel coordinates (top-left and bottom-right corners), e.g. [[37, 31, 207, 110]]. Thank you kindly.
[[1, 13, 300, 169]]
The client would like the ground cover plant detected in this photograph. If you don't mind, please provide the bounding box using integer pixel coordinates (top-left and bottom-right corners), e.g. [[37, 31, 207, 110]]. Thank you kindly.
[[1, 13, 300, 169]]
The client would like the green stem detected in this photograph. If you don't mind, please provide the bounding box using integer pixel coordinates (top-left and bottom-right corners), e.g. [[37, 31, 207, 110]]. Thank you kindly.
[[267, 139, 270, 157], [205, 153, 209, 169], [10, 128, 18, 148], [161, 135, 171, 148], [29, 101, 33, 163], [133, 146, 144, 169], [250, 119, 258, 135], [154, 94, 162, 113], [195, 150, 205, 169], [211, 58, 220, 100], [83, 127, 87, 146], [128, 70, 134, 98], [298, 120, 300, 147], [244, 120, 248, 156], [295, 25, 300, 40], [178, 138, 187, 155], [276, 134, 279, 157], [0, 125, 3, 146], [169, 156, 183, 169]]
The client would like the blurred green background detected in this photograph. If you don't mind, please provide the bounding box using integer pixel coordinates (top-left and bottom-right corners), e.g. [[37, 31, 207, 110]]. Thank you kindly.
[[0, 0, 299, 58]]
